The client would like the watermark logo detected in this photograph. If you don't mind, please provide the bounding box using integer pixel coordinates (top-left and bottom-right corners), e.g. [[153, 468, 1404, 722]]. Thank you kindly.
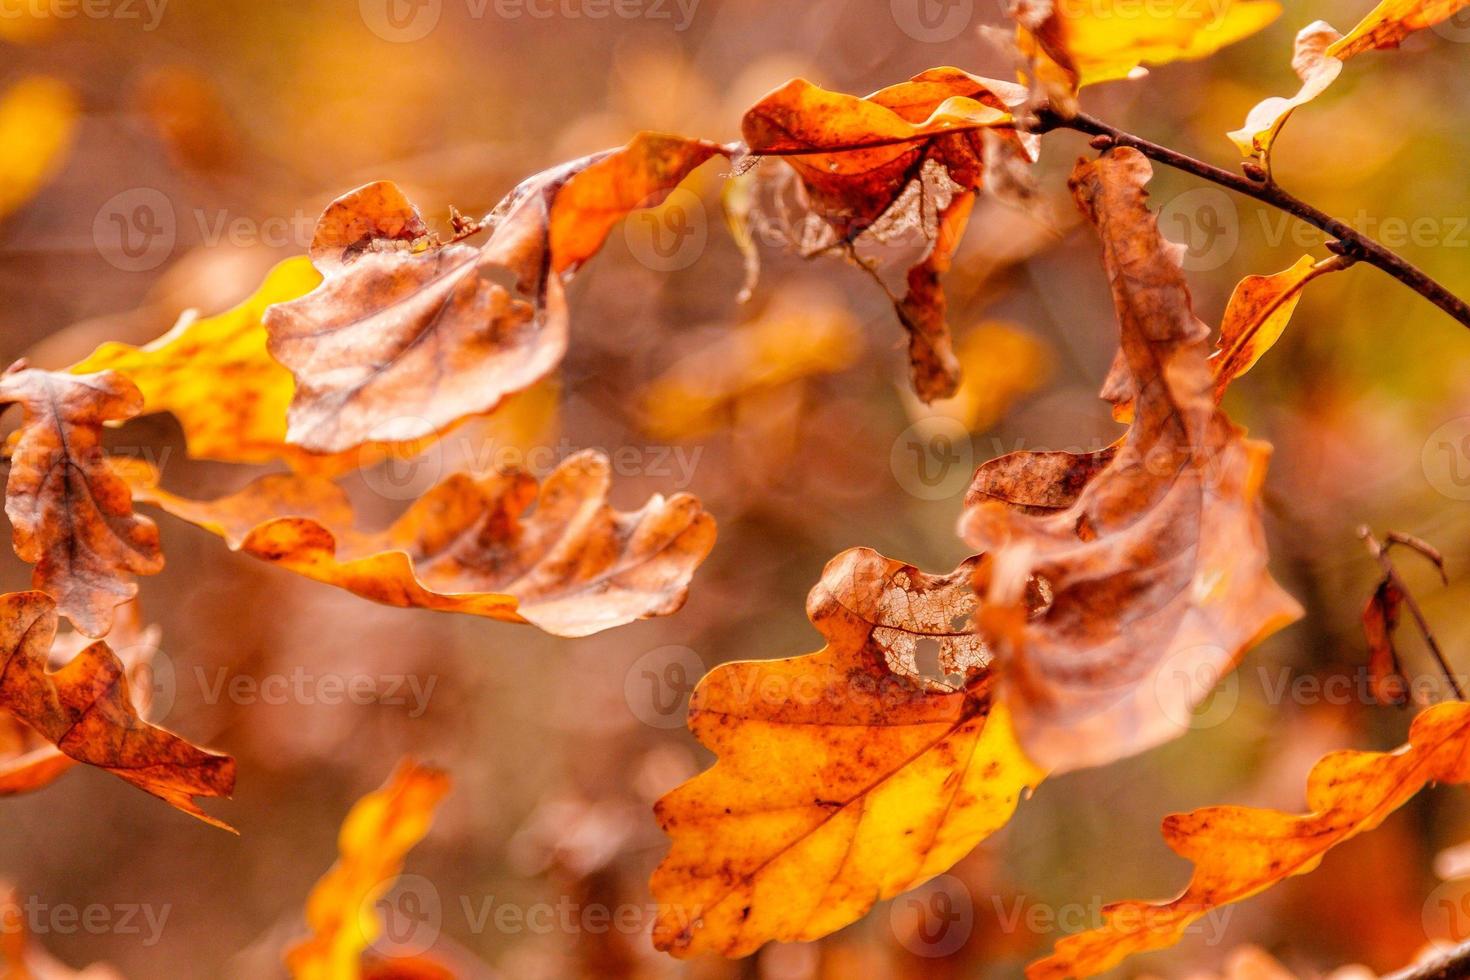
[[1152, 643, 1238, 731], [1423, 416, 1470, 500], [624, 645, 704, 729], [891, 416, 974, 501], [890, 0, 973, 42], [624, 187, 707, 272], [359, 0, 442, 42], [368, 874, 443, 955], [1158, 186, 1238, 272], [890, 875, 973, 957], [1433, 7, 1470, 42], [93, 188, 175, 272]]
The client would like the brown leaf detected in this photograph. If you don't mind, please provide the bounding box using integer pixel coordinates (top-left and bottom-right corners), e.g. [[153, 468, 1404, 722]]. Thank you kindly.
[[960, 149, 1301, 772], [651, 547, 1043, 957], [287, 759, 451, 980], [1362, 579, 1410, 706], [1027, 700, 1470, 979], [895, 191, 973, 401], [0, 365, 164, 637], [0, 590, 234, 829], [265, 133, 724, 454], [127, 450, 715, 638]]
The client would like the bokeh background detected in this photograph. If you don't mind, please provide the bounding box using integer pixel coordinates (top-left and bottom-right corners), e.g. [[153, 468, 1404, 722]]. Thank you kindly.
[[2, 0, 1470, 976]]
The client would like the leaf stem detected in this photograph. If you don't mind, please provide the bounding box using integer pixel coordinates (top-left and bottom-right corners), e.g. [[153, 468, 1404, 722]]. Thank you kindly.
[[1033, 108, 1470, 331], [1359, 526, 1465, 701]]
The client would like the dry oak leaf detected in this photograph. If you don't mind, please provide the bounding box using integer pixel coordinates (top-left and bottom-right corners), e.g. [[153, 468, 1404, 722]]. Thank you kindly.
[[287, 759, 451, 980], [127, 450, 715, 638], [741, 68, 1035, 401], [1027, 700, 1470, 979], [960, 148, 1301, 773], [66, 257, 368, 474], [0, 602, 160, 797], [651, 547, 1044, 957], [1362, 578, 1411, 706], [0, 365, 163, 638], [1011, 0, 1281, 93], [264, 133, 724, 454], [0, 590, 234, 829]]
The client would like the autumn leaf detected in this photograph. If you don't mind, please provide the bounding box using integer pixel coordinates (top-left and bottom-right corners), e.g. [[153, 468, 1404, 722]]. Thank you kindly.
[[127, 450, 715, 638], [0, 590, 234, 829], [264, 133, 724, 454], [1363, 579, 1411, 706], [287, 759, 450, 980], [67, 257, 362, 473], [741, 67, 1036, 401], [903, 320, 1053, 433], [1027, 700, 1470, 979], [651, 547, 1044, 957], [0, 365, 164, 638], [1329, 0, 1470, 58], [1231, 2, 1470, 160], [959, 149, 1301, 772], [0, 75, 77, 221], [0, 602, 160, 796], [1211, 254, 1345, 399], [1011, 0, 1281, 93]]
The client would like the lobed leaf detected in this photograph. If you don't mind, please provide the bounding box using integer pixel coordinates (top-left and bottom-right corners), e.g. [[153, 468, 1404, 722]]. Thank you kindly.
[[0, 365, 164, 637], [960, 149, 1301, 772], [127, 450, 715, 638], [1028, 700, 1470, 978], [651, 547, 1044, 957], [0, 590, 234, 829]]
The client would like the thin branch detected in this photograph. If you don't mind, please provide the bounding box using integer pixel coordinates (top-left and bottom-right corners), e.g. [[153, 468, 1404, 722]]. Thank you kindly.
[[1360, 526, 1466, 700], [1383, 938, 1470, 980], [1033, 108, 1470, 331]]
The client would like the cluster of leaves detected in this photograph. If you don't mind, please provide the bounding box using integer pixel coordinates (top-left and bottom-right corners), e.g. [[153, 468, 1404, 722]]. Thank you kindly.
[[3, 0, 1470, 976]]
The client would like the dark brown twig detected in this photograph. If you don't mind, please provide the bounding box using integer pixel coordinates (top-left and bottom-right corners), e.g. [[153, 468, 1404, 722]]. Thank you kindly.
[[1360, 526, 1465, 700], [1383, 938, 1470, 980], [1033, 108, 1470, 331]]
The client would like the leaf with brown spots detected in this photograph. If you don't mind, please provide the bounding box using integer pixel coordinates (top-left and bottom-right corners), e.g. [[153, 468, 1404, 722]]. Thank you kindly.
[[1328, 0, 1470, 58], [287, 759, 450, 980], [126, 450, 715, 638], [0, 364, 164, 638], [651, 547, 1044, 957], [1027, 700, 1470, 979], [741, 68, 1036, 401], [960, 149, 1301, 772], [264, 133, 724, 454], [0, 590, 234, 829]]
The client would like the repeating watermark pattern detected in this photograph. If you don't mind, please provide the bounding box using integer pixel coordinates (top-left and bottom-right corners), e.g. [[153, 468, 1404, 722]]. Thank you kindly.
[[359, 432, 704, 502], [0, 894, 170, 947], [889, 874, 974, 956], [988, 894, 1234, 946], [1423, 416, 1470, 500], [1432, 7, 1470, 42], [0, 0, 167, 30], [1158, 187, 1239, 272], [1422, 878, 1470, 950], [890, 0, 975, 43], [1258, 210, 1470, 252], [624, 645, 704, 729], [92, 191, 318, 273], [623, 187, 708, 272], [891, 416, 975, 501], [134, 651, 437, 724], [359, 0, 700, 42]]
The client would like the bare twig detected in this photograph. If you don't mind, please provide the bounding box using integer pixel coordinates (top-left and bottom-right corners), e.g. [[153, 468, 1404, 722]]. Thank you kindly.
[[1033, 109, 1470, 331], [1360, 526, 1465, 700], [1383, 938, 1470, 980]]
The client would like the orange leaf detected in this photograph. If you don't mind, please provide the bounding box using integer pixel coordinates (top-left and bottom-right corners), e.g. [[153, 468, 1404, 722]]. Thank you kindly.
[[0, 591, 234, 829], [264, 133, 724, 454], [287, 760, 451, 980], [1328, 0, 1470, 58], [1211, 254, 1344, 399], [1028, 700, 1470, 979], [0, 365, 164, 637], [127, 450, 715, 638], [960, 149, 1301, 772], [651, 548, 1044, 957]]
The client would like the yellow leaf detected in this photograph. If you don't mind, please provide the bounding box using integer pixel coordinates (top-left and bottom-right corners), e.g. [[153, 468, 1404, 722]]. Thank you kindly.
[[0, 76, 77, 220], [1211, 254, 1345, 398], [1328, 0, 1470, 58]]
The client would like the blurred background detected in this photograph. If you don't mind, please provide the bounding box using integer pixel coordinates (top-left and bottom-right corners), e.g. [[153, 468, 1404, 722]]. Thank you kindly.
[[2, 0, 1470, 976]]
